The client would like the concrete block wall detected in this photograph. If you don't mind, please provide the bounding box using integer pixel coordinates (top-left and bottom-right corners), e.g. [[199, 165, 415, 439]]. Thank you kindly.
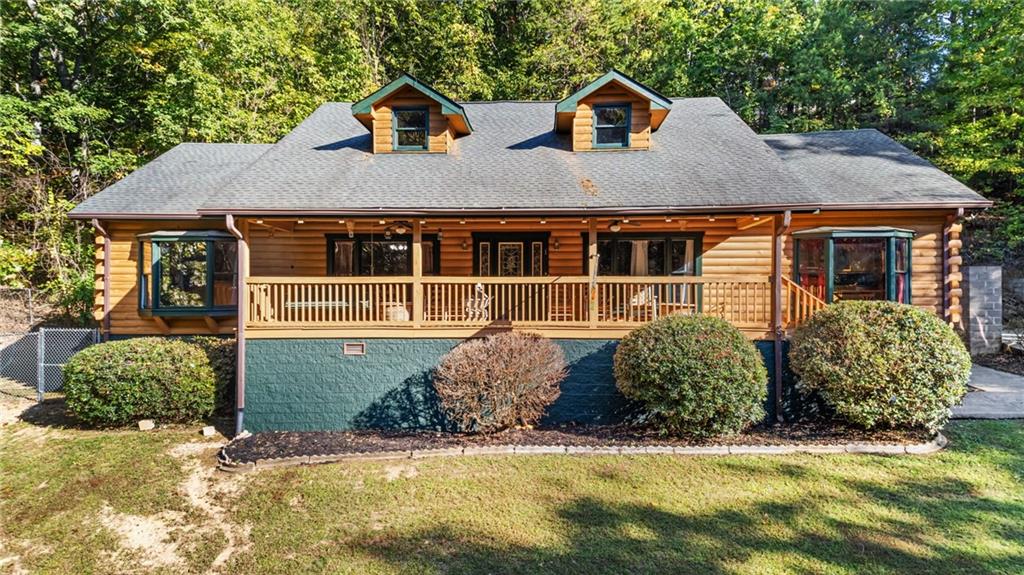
[[964, 265, 1002, 355], [243, 337, 794, 433]]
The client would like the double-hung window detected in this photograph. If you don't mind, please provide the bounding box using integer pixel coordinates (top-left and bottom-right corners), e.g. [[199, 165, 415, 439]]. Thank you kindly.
[[592, 104, 631, 148], [392, 107, 429, 151], [137, 231, 237, 316]]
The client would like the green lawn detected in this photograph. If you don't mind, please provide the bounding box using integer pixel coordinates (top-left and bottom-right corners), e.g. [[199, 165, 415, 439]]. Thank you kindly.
[[2, 401, 1022, 574]]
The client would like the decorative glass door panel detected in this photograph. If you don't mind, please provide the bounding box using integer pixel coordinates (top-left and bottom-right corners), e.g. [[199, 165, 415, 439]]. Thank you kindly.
[[474, 233, 548, 277], [497, 242, 524, 276]]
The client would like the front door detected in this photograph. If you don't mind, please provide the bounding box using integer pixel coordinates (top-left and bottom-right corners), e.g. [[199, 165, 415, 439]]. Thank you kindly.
[[473, 233, 549, 276]]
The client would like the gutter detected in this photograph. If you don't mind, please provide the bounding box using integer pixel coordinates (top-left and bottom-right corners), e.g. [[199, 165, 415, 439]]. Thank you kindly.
[[225, 214, 246, 436], [69, 212, 203, 220], [67, 200, 992, 221], [194, 200, 992, 218], [91, 219, 111, 341]]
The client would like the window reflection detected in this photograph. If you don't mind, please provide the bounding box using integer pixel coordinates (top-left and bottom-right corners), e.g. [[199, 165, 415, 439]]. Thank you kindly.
[[833, 238, 886, 302]]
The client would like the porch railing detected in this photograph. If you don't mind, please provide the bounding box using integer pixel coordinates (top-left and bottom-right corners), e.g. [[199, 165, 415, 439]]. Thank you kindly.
[[782, 277, 827, 328], [246, 275, 806, 332]]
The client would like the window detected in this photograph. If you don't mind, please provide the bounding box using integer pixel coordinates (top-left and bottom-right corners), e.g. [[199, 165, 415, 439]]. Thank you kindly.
[[593, 104, 630, 148], [793, 229, 913, 304], [392, 107, 429, 151], [590, 234, 700, 277], [327, 234, 439, 276], [137, 231, 237, 315]]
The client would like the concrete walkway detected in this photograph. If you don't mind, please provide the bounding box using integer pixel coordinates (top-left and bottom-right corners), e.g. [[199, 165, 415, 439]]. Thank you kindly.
[[952, 365, 1024, 419]]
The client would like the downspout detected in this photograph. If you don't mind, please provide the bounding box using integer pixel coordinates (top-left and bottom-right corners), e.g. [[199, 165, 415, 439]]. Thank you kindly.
[[91, 219, 111, 341], [226, 214, 246, 436], [773, 210, 792, 423]]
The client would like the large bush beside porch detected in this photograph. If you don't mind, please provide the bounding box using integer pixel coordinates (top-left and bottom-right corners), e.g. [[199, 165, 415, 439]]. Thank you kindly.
[[64, 338, 216, 426], [613, 315, 768, 437], [790, 301, 971, 430], [433, 332, 567, 434]]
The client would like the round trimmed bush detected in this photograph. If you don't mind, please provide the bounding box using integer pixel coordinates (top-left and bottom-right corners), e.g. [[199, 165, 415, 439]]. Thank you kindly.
[[614, 315, 767, 437], [185, 336, 236, 414], [64, 338, 216, 427], [790, 301, 971, 430], [434, 332, 567, 433]]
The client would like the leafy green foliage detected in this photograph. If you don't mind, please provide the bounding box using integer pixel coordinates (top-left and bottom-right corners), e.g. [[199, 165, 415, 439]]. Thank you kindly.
[[614, 315, 768, 437], [0, 0, 1020, 307], [434, 332, 566, 434], [64, 338, 215, 426], [186, 336, 237, 414], [791, 301, 971, 430]]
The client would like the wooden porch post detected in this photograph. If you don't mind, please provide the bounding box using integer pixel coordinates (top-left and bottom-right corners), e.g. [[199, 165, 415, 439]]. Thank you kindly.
[[772, 210, 791, 424], [588, 218, 598, 328], [412, 220, 423, 327], [944, 208, 964, 328]]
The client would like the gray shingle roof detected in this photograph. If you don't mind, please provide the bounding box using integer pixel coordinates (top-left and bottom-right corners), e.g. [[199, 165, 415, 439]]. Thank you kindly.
[[71, 143, 272, 217], [202, 98, 816, 214], [761, 129, 989, 208], [71, 102, 988, 219]]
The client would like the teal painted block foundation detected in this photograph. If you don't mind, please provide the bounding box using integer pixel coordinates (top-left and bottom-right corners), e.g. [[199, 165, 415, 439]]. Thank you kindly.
[[244, 337, 795, 432]]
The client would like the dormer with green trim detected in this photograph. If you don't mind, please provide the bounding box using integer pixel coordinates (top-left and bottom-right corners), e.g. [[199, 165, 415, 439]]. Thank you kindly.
[[555, 70, 672, 152], [351, 73, 472, 154]]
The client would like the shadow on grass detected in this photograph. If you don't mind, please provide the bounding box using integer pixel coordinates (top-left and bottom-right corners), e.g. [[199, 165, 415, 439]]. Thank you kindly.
[[350, 433, 1024, 574], [17, 395, 236, 438], [17, 397, 83, 428]]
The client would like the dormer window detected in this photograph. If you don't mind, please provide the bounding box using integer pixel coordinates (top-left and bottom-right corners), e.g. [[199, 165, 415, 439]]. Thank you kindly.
[[351, 73, 472, 154], [555, 70, 672, 152], [593, 104, 630, 148], [393, 107, 429, 151]]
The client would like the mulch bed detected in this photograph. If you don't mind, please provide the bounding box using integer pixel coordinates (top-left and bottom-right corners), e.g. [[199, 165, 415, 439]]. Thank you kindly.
[[975, 349, 1024, 378], [221, 422, 932, 464]]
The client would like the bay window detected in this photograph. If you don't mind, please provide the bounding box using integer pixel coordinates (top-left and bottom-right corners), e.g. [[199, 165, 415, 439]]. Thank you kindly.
[[793, 228, 913, 304], [137, 231, 237, 315]]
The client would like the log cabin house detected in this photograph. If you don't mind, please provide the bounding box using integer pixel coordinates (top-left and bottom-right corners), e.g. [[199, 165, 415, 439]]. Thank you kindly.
[[70, 71, 990, 433]]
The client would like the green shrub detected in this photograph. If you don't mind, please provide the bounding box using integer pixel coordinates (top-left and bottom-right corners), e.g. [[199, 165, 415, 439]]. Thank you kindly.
[[790, 301, 971, 430], [614, 315, 768, 437], [186, 336, 236, 414], [64, 338, 215, 426], [434, 332, 567, 433]]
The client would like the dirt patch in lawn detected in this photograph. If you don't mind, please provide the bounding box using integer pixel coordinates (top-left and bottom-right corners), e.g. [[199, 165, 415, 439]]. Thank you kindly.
[[98, 504, 186, 570], [222, 422, 933, 464], [92, 441, 252, 573], [169, 442, 252, 571]]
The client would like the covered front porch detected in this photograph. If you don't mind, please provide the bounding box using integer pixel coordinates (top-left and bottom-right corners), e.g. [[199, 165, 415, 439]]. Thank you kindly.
[[230, 214, 826, 340]]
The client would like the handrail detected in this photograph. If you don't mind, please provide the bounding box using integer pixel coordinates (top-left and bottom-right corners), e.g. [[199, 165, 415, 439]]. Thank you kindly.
[[246, 275, 777, 330], [248, 275, 770, 285], [782, 277, 827, 328]]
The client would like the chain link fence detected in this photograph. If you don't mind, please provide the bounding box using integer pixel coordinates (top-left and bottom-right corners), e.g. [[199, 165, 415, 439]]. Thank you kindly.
[[0, 328, 99, 400]]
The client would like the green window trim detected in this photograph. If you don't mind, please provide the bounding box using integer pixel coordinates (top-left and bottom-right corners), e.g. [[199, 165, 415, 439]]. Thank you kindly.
[[592, 103, 631, 149], [137, 232, 238, 316], [392, 106, 430, 151], [792, 229, 913, 305]]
